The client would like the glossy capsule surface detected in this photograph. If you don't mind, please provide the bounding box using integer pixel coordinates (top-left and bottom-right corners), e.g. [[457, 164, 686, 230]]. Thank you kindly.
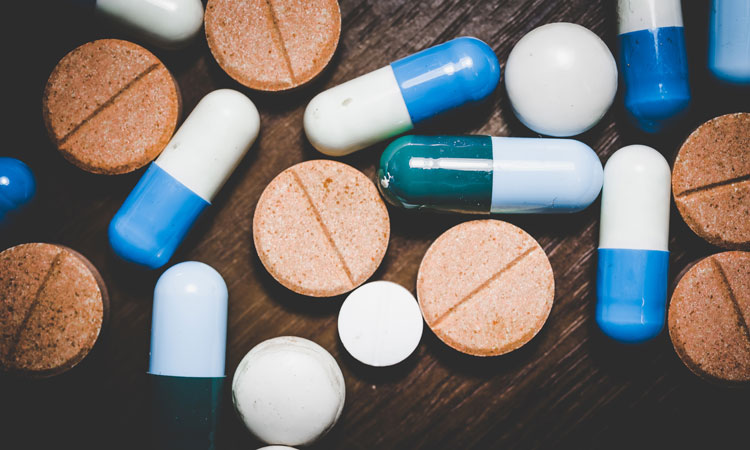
[[709, 0, 750, 84], [0, 157, 35, 225], [597, 145, 671, 343], [149, 261, 227, 450], [617, 0, 691, 132], [378, 135, 603, 214], [304, 37, 500, 156], [72, 0, 204, 49], [109, 89, 259, 269]]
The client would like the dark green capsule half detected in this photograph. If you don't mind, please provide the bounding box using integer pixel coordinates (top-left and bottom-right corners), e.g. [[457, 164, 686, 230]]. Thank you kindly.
[[378, 135, 493, 213]]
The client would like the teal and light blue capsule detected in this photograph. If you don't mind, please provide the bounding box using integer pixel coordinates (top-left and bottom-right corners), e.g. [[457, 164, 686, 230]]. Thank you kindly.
[[378, 135, 603, 214]]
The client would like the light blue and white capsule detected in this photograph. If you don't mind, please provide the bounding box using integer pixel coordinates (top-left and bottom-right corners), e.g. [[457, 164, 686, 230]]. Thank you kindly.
[[597, 145, 671, 344], [109, 89, 259, 269], [304, 37, 501, 156], [0, 157, 35, 225], [70, 0, 204, 49], [709, 0, 750, 84], [149, 261, 227, 450], [617, 0, 691, 132]]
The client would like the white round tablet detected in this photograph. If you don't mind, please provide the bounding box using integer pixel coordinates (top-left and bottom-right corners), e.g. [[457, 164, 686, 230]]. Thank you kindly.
[[232, 337, 346, 446], [257, 447, 299, 450], [505, 22, 618, 137], [338, 281, 424, 367]]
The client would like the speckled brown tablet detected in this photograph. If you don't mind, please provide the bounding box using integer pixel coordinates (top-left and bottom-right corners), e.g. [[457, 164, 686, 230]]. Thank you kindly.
[[253, 160, 389, 297], [672, 113, 749, 249], [417, 220, 554, 356], [0, 243, 109, 378], [668, 251, 750, 385], [205, 0, 341, 91], [42, 39, 181, 174]]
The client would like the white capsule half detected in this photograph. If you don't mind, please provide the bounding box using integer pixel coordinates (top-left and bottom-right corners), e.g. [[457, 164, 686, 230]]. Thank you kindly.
[[617, 0, 683, 35], [599, 145, 671, 251], [96, 0, 204, 49], [155, 89, 260, 202], [149, 261, 228, 377], [304, 66, 413, 157]]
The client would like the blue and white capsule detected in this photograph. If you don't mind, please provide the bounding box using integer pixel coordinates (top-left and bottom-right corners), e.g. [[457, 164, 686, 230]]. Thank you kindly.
[[0, 158, 35, 226], [709, 0, 750, 84], [597, 145, 671, 344], [617, 0, 691, 132], [109, 89, 259, 269], [304, 37, 501, 156], [149, 261, 227, 450], [70, 0, 204, 49]]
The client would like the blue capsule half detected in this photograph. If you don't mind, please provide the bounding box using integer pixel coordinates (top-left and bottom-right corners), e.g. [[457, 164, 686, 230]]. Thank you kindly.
[[0, 157, 35, 226]]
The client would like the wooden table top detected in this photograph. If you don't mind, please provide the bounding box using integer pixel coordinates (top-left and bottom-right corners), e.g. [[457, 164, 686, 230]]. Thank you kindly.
[[3, 1, 747, 449]]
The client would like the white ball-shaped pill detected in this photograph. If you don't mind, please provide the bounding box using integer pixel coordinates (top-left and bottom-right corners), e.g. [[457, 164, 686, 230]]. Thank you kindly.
[[257, 447, 298, 450], [338, 281, 423, 367], [232, 337, 345, 446], [505, 22, 618, 137]]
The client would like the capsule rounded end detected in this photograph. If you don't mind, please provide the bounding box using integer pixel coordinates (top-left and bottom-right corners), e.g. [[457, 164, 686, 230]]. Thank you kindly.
[[378, 136, 417, 208], [448, 37, 501, 102], [596, 248, 669, 344], [625, 94, 691, 134], [0, 157, 36, 222], [149, 261, 228, 377], [563, 140, 603, 211]]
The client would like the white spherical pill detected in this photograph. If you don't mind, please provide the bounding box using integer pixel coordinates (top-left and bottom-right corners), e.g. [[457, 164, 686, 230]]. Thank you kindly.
[[338, 281, 423, 367], [505, 22, 618, 137], [257, 447, 298, 450], [232, 337, 345, 446]]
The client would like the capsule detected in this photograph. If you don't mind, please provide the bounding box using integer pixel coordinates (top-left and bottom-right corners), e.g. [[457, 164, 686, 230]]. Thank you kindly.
[[0, 157, 35, 225], [597, 145, 671, 343], [617, 0, 691, 132], [304, 37, 501, 156], [149, 261, 227, 450], [378, 135, 603, 214], [109, 89, 259, 269], [72, 0, 204, 49], [709, 0, 750, 84]]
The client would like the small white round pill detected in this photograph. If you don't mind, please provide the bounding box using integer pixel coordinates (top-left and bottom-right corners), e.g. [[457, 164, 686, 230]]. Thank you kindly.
[[232, 337, 345, 447], [505, 22, 618, 137], [257, 447, 298, 450], [338, 281, 423, 367]]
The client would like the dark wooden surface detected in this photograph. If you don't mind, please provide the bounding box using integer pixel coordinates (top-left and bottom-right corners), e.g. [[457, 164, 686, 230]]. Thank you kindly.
[[2, 1, 748, 449]]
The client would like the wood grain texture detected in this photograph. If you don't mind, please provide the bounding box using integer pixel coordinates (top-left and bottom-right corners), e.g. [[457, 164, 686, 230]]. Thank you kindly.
[[2, 1, 748, 449]]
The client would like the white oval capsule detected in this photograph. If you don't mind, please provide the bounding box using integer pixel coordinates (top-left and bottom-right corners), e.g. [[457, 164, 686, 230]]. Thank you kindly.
[[232, 336, 346, 447], [109, 89, 260, 269], [94, 0, 204, 49], [597, 145, 671, 343]]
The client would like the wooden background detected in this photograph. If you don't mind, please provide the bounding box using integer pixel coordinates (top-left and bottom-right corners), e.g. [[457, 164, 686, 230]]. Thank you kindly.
[[2, 1, 748, 448]]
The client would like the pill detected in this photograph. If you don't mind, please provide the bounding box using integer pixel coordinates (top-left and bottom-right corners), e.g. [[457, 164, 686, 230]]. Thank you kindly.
[[258, 447, 298, 450], [709, 0, 750, 84], [596, 145, 671, 343], [0, 158, 35, 225], [0, 243, 108, 378], [337, 281, 423, 367], [668, 251, 750, 385], [505, 23, 618, 137], [378, 135, 603, 214], [109, 89, 259, 269], [253, 160, 390, 297], [205, 0, 341, 91], [617, 0, 691, 133], [417, 220, 554, 356], [672, 113, 749, 250], [42, 39, 181, 175], [232, 336, 345, 446], [149, 261, 227, 449], [74, 0, 204, 49], [304, 37, 500, 156]]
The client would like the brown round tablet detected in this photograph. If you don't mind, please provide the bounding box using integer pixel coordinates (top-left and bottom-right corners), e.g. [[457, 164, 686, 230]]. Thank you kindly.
[[672, 113, 749, 250], [205, 0, 341, 91], [417, 220, 554, 357], [0, 243, 109, 378], [42, 39, 181, 175], [668, 251, 750, 385], [253, 160, 390, 297]]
